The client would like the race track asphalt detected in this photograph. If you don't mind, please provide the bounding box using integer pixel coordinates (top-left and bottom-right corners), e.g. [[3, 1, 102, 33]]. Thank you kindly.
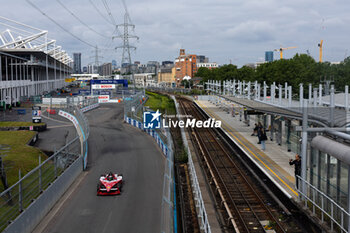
[[37, 104, 165, 233]]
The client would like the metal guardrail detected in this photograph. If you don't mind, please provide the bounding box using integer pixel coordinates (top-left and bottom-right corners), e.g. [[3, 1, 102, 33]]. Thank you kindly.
[[187, 145, 211, 233], [0, 136, 80, 231], [297, 175, 350, 233]]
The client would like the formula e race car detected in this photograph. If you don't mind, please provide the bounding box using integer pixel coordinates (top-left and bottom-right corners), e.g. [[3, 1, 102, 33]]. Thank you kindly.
[[97, 172, 123, 195]]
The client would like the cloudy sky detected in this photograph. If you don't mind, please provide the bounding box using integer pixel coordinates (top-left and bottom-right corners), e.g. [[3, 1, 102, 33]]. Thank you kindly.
[[1, 0, 350, 67]]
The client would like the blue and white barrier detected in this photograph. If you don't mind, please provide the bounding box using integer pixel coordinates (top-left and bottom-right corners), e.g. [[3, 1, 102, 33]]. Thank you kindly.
[[124, 115, 170, 158], [80, 103, 99, 113]]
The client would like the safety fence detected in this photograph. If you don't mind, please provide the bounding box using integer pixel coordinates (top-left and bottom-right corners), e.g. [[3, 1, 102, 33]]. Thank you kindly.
[[123, 90, 147, 122], [60, 105, 90, 170], [0, 97, 92, 232], [0, 136, 80, 232], [297, 175, 350, 233]]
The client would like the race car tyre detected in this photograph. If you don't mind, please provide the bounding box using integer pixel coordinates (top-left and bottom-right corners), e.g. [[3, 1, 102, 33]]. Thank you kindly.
[[117, 183, 122, 192], [96, 183, 100, 195]]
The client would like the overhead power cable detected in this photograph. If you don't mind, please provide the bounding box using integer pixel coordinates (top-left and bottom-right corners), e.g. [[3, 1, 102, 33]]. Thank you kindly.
[[89, 0, 114, 26], [56, 0, 109, 39], [100, 0, 122, 37], [101, 0, 117, 26], [26, 0, 96, 48]]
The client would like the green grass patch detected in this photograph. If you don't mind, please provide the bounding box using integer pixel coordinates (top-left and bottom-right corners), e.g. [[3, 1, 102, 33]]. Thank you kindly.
[[0, 121, 45, 127], [0, 131, 46, 188], [145, 91, 176, 115]]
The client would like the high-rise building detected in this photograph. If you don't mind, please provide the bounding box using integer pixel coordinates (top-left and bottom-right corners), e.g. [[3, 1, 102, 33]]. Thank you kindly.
[[99, 63, 112, 76], [174, 49, 197, 86], [73, 53, 82, 74], [82, 66, 87, 73], [265, 51, 274, 62]]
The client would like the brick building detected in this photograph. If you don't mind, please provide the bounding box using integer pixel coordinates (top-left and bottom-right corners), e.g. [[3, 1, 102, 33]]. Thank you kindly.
[[174, 49, 197, 86]]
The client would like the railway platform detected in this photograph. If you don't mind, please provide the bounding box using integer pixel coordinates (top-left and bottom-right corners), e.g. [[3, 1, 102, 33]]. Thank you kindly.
[[195, 99, 299, 200]]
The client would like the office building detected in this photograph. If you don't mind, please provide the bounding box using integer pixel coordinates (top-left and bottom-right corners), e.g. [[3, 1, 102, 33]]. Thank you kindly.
[[265, 51, 274, 62], [73, 53, 82, 74]]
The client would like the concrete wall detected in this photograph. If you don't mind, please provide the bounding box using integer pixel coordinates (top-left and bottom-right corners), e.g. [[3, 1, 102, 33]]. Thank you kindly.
[[3, 157, 83, 233]]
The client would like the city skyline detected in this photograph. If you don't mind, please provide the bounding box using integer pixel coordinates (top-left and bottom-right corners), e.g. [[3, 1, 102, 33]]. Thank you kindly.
[[1, 0, 350, 66]]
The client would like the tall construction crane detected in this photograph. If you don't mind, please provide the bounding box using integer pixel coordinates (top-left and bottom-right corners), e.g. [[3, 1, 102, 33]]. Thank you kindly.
[[318, 40, 323, 62], [274, 46, 297, 59]]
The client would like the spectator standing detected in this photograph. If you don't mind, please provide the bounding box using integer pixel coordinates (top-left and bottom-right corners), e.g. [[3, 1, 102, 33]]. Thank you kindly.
[[257, 122, 263, 144], [260, 128, 267, 150], [289, 154, 302, 189]]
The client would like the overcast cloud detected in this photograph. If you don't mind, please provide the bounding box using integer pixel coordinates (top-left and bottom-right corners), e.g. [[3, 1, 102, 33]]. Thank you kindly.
[[0, 0, 349, 67]]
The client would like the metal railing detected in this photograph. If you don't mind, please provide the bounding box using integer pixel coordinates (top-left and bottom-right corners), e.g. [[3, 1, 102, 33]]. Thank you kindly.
[[124, 90, 146, 122], [297, 175, 350, 233], [187, 145, 211, 233], [0, 95, 92, 231], [0, 136, 80, 231]]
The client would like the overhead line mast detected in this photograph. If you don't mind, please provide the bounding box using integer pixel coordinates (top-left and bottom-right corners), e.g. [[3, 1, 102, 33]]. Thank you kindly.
[[113, 2, 139, 74]]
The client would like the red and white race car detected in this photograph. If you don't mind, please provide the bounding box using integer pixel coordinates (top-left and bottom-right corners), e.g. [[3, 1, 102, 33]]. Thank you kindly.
[[97, 172, 123, 195]]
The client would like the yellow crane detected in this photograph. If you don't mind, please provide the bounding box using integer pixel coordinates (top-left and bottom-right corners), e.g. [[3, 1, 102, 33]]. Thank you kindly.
[[318, 40, 323, 62], [274, 46, 297, 59]]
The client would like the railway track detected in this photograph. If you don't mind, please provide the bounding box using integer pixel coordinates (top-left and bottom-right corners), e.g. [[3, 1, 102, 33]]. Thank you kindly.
[[177, 97, 287, 233]]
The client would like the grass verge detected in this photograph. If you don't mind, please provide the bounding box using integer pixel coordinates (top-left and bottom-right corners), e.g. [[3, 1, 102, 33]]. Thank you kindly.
[[145, 91, 176, 115], [0, 122, 45, 127], [0, 131, 46, 188]]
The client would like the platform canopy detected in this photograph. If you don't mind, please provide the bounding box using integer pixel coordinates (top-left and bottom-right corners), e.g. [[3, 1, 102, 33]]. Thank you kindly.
[[0, 16, 72, 65]]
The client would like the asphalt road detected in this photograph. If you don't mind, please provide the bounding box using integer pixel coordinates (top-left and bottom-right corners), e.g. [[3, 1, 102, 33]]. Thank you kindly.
[[36, 104, 165, 233]]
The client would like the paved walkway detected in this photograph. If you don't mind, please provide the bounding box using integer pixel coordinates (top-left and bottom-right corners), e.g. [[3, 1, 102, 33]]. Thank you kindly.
[[196, 99, 299, 199]]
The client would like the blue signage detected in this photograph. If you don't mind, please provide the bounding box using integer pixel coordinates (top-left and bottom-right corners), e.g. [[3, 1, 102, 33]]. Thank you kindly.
[[79, 90, 111, 95], [90, 79, 128, 87]]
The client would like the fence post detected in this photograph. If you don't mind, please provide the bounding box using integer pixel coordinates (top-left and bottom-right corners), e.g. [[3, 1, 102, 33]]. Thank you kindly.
[[39, 155, 42, 192], [331, 203, 334, 231], [18, 169, 22, 212], [321, 196, 324, 222], [54, 155, 57, 178]]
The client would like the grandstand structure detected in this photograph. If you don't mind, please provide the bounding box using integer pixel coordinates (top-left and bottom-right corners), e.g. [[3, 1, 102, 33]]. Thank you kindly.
[[0, 16, 72, 105]]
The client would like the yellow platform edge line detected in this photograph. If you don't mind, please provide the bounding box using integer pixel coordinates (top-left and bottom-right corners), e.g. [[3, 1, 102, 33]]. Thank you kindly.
[[196, 100, 299, 197]]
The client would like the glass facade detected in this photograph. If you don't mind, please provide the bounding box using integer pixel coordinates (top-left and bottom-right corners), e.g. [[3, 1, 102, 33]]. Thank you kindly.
[[265, 51, 274, 62]]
